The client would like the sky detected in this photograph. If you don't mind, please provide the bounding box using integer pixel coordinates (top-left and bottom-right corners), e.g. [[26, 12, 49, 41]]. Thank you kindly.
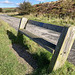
[[0, 0, 58, 8]]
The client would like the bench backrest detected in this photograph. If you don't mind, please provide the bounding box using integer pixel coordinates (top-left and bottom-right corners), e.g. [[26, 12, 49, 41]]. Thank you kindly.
[[28, 20, 64, 32], [18, 18, 75, 72]]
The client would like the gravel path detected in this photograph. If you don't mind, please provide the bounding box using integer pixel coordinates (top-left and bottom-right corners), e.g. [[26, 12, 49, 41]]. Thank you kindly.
[[0, 14, 20, 30], [0, 14, 75, 66]]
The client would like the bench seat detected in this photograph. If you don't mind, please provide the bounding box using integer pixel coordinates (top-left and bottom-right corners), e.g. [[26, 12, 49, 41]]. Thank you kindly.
[[19, 29, 56, 53]]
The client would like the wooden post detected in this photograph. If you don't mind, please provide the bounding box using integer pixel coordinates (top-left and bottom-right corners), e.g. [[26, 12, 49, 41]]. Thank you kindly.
[[17, 18, 28, 44], [49, 26, 75, 71], [19, 18, 28, 29]]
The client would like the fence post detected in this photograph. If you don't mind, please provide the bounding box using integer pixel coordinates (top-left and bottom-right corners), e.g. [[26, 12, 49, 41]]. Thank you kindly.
[[49, 26, 75, 71]]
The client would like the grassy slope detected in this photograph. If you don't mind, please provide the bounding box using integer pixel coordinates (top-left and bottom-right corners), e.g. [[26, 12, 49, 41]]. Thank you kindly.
[[2, 8, 16, 12], [34, 0, 75, 18], [0, 19, 26, 75]]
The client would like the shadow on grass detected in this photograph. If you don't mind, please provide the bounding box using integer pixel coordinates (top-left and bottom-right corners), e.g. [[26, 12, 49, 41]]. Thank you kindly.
[[7, 30, 52, 75], [10, 14, 20, 16], [10, 14, 28, 17]]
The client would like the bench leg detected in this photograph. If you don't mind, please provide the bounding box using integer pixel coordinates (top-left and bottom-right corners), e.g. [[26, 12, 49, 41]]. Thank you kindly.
[[19, 18, 28, 29], [49, 26, 75, 72]]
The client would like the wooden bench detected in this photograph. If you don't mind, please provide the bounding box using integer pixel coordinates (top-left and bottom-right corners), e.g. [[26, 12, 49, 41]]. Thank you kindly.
[[18, 18, 75, 71]]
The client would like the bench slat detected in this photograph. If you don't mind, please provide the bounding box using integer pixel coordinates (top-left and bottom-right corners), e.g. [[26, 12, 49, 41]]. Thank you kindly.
[[19, 29, 56, 53], [28, 20, 64, 32], [26, 23, 60, 45]]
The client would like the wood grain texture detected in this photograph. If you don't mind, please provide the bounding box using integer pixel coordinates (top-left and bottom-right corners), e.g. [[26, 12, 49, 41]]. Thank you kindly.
[[19, 18, 28, 29], [28, 20, 64, 32]]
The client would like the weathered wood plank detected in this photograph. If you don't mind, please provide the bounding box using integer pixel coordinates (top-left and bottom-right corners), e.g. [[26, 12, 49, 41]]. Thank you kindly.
[[19, 29, 56, 53], [26, 23, 60, 45], [28, 20, 64, 32], [19, 18, 28, 29]]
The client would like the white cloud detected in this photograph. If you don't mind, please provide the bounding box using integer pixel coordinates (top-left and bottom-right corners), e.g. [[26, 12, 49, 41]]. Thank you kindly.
[[36, 0, 45, 1], [0, 0, 13, 4], [16, 3, 20, 6]]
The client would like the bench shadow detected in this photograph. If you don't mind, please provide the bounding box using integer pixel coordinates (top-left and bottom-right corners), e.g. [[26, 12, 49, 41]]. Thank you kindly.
[[7, 30, 38, 69], [7, 30, 53, 75]]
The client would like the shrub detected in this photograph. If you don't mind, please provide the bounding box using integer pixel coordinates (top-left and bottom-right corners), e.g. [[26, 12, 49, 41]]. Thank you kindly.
[[18, 1, 33, 15], [0, 8, 2, 12]]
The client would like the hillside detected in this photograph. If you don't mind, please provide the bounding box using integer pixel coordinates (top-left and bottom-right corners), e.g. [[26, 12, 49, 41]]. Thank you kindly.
[[34, 0, 75, 19], [2, 8, 16, 13]]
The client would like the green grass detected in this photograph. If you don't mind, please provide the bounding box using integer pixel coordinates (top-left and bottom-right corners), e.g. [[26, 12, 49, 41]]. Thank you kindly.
[[0, 15, 75, 75], [2, 8, 15, 12], [0, 19, 26, 75]]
